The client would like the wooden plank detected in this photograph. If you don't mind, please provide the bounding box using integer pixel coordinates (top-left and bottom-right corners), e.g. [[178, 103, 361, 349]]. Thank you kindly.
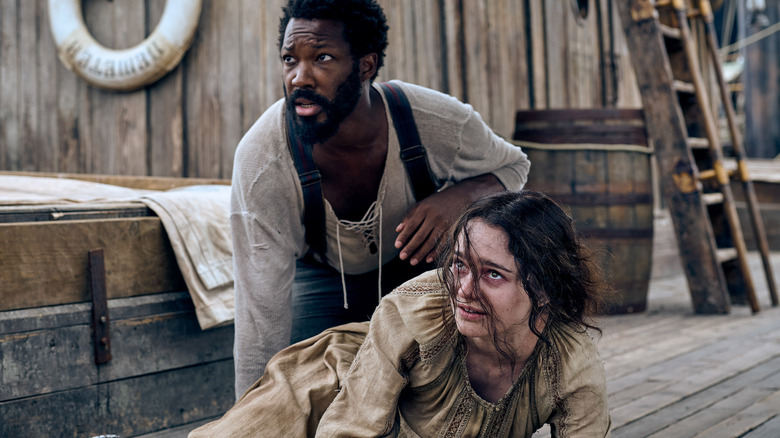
[[147, 0, 185, 177], [486, 0, 527, 138], [83, 0, 118, 174], [19, 0, 39, 171], [564, 0, 598, 108], [38, 0, 58, 173], [527, 0, 547, 108], [485, 0, 506, 135], [697, 390, 780, 438], [0, 170, 229, 189], [52, 0, 84, 174], [134, 418, 217, 438], [0, 293, 233, 400], [0, 217, 185, 311], [646, 385, 779, 437], [0, 359, 234, 438], [544, 0, 566, 108], [0, 0, 19, 170], [0, 203, 152, 223], [510, 0, 531, 113], [744, 414, 780, 438], [608, 318, 780, 428], [440, 0, 464, 100], [113, 0, 148, 175], [239, 0, 264, 133], [185, 0, 221, 178], [461, 0, 490, 119], [614, 355, 780, 436], [607, 312, 778, 391], [742, 1, 780, 159], [218, 1, 242, 179], [415, 0, 443, 91], [259, 0, 285, 115]]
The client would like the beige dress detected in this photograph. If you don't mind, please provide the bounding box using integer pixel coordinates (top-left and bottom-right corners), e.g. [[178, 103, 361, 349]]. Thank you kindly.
[[190, 271, 611, 437]]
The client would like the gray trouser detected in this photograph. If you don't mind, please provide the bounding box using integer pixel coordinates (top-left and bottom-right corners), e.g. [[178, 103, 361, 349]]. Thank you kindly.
[[290, 253, 433, 343]]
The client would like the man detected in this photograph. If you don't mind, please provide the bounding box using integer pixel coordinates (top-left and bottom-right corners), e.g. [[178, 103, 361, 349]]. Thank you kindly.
[[231, 0, 530, 397]]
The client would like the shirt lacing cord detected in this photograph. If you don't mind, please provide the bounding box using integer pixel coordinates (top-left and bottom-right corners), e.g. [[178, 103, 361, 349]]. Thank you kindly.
[[334, 185, 387, 309]]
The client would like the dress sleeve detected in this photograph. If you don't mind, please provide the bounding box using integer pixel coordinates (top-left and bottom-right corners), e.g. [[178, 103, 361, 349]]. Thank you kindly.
[[315, 273, 450, 437], [546, 327, 612, 437]]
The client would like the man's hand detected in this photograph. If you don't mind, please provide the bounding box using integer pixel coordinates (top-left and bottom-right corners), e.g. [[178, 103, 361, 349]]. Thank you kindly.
[[394, 174, 505, 265]]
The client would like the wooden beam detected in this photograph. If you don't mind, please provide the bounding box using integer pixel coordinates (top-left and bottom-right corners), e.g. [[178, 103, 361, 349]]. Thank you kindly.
[[0, 171, 230, 191], [0, 217, 185, 311], [615, 0, 731, 313]]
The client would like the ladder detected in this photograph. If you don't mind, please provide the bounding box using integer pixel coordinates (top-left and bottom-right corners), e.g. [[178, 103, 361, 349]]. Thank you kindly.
[[616, 0, 778, 313]]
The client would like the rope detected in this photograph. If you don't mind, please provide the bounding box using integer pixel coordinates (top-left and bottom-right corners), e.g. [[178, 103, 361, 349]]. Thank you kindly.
[[511, 140, 654, 154], [720, 20, 780, 55]]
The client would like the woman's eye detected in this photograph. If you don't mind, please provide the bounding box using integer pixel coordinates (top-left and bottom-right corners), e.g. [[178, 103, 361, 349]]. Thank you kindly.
[[487, 271, 503, 280]]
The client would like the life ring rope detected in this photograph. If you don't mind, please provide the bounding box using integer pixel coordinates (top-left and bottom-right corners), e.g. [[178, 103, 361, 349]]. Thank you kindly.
[[48, 0, 202, 92]]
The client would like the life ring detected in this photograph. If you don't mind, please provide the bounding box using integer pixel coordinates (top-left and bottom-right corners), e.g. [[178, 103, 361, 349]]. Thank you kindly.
[[48, 0, 202, 92]]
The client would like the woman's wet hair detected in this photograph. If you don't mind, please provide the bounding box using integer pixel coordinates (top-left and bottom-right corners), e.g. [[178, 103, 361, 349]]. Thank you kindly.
[[439, 190, 606, 368]]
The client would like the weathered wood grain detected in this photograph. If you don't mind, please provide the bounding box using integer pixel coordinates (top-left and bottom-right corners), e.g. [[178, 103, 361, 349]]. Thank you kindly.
[[0, 292, 234, 437], [1, 0, 642, 177], [0, 170, 230, 190], [0, 217, 185, 311], [0, 293, 233, 400], [616, 0, 732, 314], [0, 359, 234, 438], [218, 1, 242, 179], [239, 0, 264, 132], [147, 0, 185, 177]]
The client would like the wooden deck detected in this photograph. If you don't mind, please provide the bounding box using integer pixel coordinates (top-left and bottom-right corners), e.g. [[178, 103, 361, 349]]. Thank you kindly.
[[533, 210, 780, 438], [596, 251, 780, 438], [140, 218, 780, 438]]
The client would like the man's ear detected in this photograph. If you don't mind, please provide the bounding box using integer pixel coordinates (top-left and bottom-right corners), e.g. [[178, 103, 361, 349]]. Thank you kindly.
[[359, 53, 378, 81]]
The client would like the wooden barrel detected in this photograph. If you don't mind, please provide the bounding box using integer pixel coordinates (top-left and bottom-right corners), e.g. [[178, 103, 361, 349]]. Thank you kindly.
[[513, 109, 654, 314]]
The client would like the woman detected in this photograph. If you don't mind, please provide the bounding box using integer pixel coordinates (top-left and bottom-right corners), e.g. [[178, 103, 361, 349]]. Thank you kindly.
[[190, 191, 611, 437]]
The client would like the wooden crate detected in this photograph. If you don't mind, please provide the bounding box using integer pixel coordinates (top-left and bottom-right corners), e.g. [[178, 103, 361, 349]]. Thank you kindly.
[[0, 174, 235, 436], [0, 292, 234, 437]]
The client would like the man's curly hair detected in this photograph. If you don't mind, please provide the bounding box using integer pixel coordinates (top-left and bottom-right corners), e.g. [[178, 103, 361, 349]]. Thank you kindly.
[[277, 0, 389, 81]]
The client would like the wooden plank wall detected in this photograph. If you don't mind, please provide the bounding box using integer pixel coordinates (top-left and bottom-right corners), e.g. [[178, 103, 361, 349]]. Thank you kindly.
[[744, 2, 780, 159], [0, 0, 640, 179]]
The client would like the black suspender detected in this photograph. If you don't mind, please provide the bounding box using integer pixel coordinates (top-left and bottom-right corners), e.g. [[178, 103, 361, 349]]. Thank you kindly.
[[377, 82, 438, 202], [286, 108, 328, 256], [286, 81, 437, 257]]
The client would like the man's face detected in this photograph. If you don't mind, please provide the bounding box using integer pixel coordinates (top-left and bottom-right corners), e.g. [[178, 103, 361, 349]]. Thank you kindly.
[[281, 18, 363, 144]]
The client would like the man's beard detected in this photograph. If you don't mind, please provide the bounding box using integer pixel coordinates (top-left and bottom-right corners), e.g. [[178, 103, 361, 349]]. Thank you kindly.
[[285, 64, 363, 145]]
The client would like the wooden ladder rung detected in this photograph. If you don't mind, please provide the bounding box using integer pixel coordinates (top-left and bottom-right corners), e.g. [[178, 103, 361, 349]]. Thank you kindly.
[[699, 168, 737, 182], [701, 192, 724, 205], [687, 137, 709, 149], [659, 23, 681, 39], [673, 80, 696, 94], [716, 247, 738, 264]]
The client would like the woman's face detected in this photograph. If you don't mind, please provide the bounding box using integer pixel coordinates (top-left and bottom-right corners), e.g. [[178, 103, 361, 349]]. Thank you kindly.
[[451, 220, 534, 342]]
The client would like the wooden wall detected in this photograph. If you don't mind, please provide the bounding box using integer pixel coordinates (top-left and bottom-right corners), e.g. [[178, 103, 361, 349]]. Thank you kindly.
[[0, 0, 640, 179], [744, 2, 780, 159]]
